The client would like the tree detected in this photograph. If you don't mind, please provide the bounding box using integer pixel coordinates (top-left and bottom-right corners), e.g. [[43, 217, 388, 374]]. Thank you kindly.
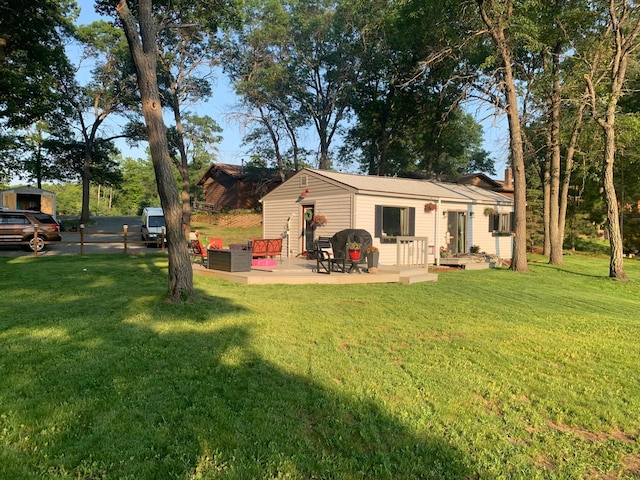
[[221, 1, 309, 177], [116, 0, 193, 301], [343, 0, 492, 178], [116, 156, 161, 214], [156, 17, 219, 232], [516, 0, 592, 265], [15, 122, 61, 188], [225, 0, 356, 170], [166, 114, 222, 208], [475, 0, 529, 272], [582, 0, 640, 281], [66, 21, 139, 223], [0, 0, 74, 127]]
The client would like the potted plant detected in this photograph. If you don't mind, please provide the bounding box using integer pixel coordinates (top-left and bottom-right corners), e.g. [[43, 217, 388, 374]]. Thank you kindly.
[[424, 202, 437, 213], [346, 241, 362, 260], [484, 207, 498, 216], [311, 214, 327, 227], [365, 245, 379, 272]]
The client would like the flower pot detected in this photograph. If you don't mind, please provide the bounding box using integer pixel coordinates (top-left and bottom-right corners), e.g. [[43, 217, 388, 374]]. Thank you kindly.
[[348, 249, 361, 261], [366, 251, 379, 270]]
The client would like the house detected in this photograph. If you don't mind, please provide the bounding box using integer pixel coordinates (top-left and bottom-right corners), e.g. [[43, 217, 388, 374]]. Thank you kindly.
[[455, 168, 515, 198], [196, 163, 285, 212], [0, 186, 57, 218], [260, 168, 514, 265], [404, 168, 515, 198]]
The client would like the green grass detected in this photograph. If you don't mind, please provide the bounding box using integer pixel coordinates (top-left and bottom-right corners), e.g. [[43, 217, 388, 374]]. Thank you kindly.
[[1, 253, 639, 479], [190, 222, 263, 246]]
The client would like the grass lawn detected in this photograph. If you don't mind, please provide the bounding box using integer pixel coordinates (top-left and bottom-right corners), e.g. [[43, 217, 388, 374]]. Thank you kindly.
[[1, 252, 639, 479], [190, 222, 262, 247]]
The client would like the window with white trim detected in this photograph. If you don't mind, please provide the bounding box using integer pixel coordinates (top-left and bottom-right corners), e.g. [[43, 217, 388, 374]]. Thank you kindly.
[[375, 205, 415, 243], [488, 212, 514, 235]]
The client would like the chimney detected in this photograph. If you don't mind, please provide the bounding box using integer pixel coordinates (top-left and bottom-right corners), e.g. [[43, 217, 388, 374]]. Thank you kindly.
[[504, 167, 513, 189]]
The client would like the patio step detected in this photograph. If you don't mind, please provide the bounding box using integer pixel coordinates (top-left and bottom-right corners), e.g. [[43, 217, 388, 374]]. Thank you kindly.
[[399, 271, 438, 284], [462, 262, 490, 270]]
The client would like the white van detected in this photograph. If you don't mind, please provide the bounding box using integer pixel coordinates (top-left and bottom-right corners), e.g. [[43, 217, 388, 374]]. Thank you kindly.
[[141, 207, 166, 247]]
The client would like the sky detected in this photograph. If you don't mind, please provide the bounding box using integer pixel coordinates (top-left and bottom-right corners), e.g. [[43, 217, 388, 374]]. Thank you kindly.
[[74, 0, 510, 180]]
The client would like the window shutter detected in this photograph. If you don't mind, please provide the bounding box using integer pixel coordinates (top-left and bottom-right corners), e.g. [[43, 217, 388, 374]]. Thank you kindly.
[[489, 214, 496, 232], [510, 212, 515, 232], [375, 205, 383, 238], [408, 207, 416, 236]]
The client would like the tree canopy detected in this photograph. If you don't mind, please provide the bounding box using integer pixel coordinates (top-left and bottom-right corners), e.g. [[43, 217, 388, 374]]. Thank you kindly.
[[0, 0, 75, 127]]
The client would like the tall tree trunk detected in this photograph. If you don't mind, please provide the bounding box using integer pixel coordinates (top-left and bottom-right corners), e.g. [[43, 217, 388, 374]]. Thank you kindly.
[[318, 123, 330, 170], [602, 124, 627, 279], [542, 128, 551, 256], [504, 77, 529, 272], [117, 0, 194, 301], [548, 45, 563, 265], [170, 95, 193, 233], [81, 144, 92, 223], [478, 0, 529, 272], [582, 0, 638, 281], [558, 95, 586, 244]]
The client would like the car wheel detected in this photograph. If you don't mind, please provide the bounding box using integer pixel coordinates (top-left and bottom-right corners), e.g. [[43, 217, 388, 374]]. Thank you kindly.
[[27, 235, 46, 252]]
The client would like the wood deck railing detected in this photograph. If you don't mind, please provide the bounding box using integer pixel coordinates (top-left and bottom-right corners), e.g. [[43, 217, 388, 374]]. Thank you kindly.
[[395, 236, 431, 268]]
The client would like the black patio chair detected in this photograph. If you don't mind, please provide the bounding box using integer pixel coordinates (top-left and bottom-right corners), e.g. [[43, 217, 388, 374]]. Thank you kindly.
[[315, 236, 344, 274], [330, 229, 372, 274]]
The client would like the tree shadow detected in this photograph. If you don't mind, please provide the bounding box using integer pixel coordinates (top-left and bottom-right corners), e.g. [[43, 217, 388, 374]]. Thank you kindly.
[[0, 256, 475, 479], [529, 260, 616, 279]]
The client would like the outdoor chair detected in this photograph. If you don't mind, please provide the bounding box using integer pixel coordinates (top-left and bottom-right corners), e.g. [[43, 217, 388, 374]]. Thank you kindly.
[[315, 236, 345, 274], [190, 239, 208, 266]]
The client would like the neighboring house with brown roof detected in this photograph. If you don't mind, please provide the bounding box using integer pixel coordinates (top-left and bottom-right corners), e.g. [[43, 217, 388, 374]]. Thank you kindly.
[[196, 163, 286, 212], [455, 168, 515, 198], [260, 168, 514, 265]]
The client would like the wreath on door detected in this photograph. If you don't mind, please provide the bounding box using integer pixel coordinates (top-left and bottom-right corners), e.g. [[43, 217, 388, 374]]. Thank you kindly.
[[304, 210, 314, 222]]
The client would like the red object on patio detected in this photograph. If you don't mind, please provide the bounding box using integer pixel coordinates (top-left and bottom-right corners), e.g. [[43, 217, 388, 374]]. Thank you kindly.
[[208, 237, 223, 249]]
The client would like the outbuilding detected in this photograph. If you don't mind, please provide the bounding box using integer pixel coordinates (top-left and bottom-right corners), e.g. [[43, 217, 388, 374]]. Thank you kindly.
[[260, 168, 514, 266], [0, 186, 57, 218]]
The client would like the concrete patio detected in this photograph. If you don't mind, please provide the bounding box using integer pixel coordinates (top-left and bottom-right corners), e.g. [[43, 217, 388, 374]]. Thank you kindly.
[[193, 256, 438, 285]]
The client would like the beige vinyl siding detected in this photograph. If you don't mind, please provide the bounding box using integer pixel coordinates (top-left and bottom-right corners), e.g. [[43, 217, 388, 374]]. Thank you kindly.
[[468, 206, 514, 257], [355, 194, 438, 265], [262, 171, 354, 257]]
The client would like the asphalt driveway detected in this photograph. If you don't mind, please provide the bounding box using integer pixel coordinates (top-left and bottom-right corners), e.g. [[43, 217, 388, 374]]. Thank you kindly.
[[0, 216, 154, 257]]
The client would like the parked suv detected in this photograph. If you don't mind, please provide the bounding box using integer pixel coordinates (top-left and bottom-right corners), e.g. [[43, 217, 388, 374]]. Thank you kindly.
[[0, 210, 61, 252]]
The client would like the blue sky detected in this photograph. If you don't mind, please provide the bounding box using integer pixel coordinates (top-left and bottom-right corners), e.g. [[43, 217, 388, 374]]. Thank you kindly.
[[75, 1, 249, 165], [75, 0, 509, 179]]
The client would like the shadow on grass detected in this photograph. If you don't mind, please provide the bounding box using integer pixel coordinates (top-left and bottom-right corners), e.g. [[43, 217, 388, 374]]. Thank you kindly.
[[529, 258, 617, 279], [0, 256, 473, 479]]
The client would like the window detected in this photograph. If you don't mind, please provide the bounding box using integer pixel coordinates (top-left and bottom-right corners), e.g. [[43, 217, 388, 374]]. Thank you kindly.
[[375, 205, 415, 243], [0, 214, 29, 225], [488, 212, 514, 235]]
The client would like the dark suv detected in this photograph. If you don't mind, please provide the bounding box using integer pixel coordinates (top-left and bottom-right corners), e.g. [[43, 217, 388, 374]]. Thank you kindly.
[[0, 210, 62, 252]]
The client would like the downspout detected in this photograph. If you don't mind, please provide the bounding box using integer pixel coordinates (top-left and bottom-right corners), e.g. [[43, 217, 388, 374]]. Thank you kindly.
[[436, 199, 441, 266], [351, 191, 357, 228]]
